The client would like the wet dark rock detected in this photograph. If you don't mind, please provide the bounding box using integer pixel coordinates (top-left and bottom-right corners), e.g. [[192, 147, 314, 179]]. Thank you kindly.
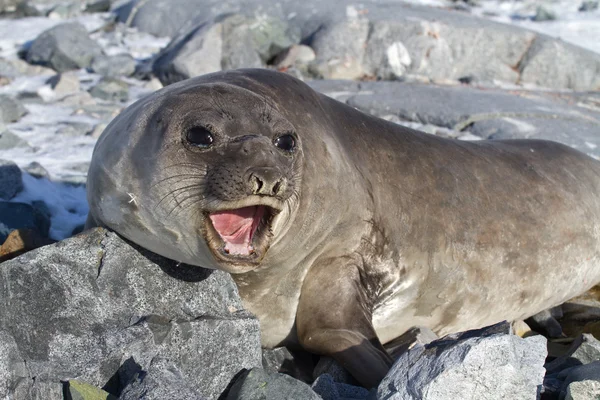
[[0, 202, 51, 242], [26, 22, 103, 72], [0, 160, 23, 200]]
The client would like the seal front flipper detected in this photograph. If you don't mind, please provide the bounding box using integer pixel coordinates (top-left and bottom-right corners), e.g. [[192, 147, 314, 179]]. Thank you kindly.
[[296, 256, 393, 388]]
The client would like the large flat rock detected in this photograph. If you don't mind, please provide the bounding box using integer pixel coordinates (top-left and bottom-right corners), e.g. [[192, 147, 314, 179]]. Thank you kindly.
[[309, 80, 600, 159]]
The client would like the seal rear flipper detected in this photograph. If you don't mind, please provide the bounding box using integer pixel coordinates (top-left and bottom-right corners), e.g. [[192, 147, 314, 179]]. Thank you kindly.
[[296, 257, 393, 388]]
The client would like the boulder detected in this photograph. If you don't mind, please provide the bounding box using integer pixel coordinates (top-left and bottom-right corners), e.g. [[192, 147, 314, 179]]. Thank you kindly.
[[376, 322, 547, 400], [91, 54, 137, 78], [118, 358, 205, 400], [0, 130, 29, 150], [0, 202, 51, 243], [0, 95, 27, 123], [89, 78, 129, 102], [226, 368, 321, 400], [26, 22, 103, 72], [0, 160, 23, 200], [0, 229, 262, 399]]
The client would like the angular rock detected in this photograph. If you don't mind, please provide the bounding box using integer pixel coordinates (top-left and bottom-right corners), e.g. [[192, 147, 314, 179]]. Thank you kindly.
[[311, 374, 369, 400], [0, 229, 54, 263], [119, 357, 204, 400], [273, 44, 316, 69], [533, 6, 556, 22], [24, 162, 50, 180], [153, 14, 296, 85], [526, 307, 564, 338], [26, 22, 103, 73], [0, 160, 23, 200], [313, 357, 356, 385], [89, 78, 129, 102], [92, 54, 137, 78], [376, 323, 547, 400], [226, 368, 321, 400], [68, 380, 116, 400], [311, 17, 370, 80], [579, 1, 599, 12], [0, 130, 29, 150], [559, 361, 600, 399], [153, 20, 223, 86], [520, 37, 600, 91], [0, 95, 27, 123], [85, 0, 111, 13], [0, 229, 262, 399], [46, 72, 81, 95], [565, 380, 600, 400], [0, 330, 30, 400]]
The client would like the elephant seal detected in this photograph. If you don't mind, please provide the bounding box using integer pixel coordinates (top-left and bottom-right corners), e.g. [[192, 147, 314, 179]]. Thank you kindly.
[[87, 69, 600, 388]]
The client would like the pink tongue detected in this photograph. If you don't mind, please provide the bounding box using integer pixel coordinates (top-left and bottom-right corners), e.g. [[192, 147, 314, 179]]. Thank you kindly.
[[209, 206, 264, 255]]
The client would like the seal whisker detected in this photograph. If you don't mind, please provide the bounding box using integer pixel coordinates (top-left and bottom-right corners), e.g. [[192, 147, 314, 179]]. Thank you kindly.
[[150, 174, 203, 189], [155, 184, 203, 212]]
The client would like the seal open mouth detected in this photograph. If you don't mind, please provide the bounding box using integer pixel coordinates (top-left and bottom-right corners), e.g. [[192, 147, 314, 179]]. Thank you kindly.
[[206, 204, 278, 261]]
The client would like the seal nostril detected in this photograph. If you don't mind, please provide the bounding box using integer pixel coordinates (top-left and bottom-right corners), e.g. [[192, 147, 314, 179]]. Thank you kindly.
[[272, 180, 282, 195]]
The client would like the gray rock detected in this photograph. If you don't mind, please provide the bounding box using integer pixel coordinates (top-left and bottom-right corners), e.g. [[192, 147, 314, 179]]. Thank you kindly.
[[89, 78, 129, 102], [0, 95, 27, 123], [376, 323, 547, 400], [533, 6, 557, 21], [46, 72, 81, 95], [153, 20, 223, 86], [0, 130, 29, 150], [0, 201, 51, 242], [47, 3, 81, 19], [0, 331, 30, 400], [0, 160, 23, 200], [0, 229, 262, 399], [273, 44, 316, 69], [520, 36, 600, 91], [119, 357, 205, 400], [85, 0, 111, 13], [226, 368, 321, 400], [0, 0, 19, 14], [23, 162, 50, 180], [559, 361, 600, 400], [565, 380, 600, 400], [92, 54, 137, 78], [579, 1, 599, 12], [26, 22, 103, 73], [153, 13, 296, 85], [56, 122, 94, 136], [261, 347, 314, 383], [308, 80, 600, 158], [311, 374, 369, 400], [313, 357, 356, 385], [311, 18, 370, 80]]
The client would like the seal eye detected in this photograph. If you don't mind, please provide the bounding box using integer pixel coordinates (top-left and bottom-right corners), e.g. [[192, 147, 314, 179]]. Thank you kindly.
[[274, 134, 296, 153], [186, 126, 214, 148]]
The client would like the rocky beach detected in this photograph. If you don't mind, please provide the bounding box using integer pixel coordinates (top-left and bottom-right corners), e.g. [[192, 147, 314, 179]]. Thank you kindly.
[[1, 0, 600, 399]]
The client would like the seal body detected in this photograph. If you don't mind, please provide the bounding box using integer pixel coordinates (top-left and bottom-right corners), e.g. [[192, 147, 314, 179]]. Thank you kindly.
[[87, 69, 600, 387]]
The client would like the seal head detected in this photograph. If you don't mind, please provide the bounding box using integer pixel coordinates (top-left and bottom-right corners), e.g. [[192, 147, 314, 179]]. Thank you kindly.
[[87, 79, 304, 274]]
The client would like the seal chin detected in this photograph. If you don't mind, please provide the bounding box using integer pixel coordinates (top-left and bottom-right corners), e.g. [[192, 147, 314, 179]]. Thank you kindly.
[[204, 197, 283, 271]]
